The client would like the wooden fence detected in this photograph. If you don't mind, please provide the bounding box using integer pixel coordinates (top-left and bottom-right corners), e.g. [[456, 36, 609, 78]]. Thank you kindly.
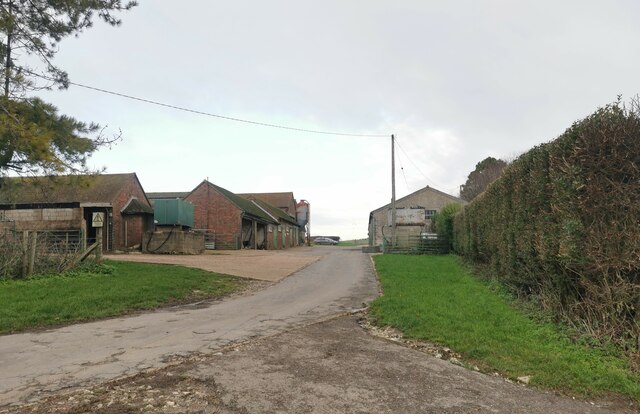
[[1, 229, 86, 278]]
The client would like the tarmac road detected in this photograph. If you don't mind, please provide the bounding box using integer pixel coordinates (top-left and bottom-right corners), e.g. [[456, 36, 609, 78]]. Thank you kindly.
[[2, 317, 625, 413], [1, 248, 631, 413], [0, 247, 379, 408]]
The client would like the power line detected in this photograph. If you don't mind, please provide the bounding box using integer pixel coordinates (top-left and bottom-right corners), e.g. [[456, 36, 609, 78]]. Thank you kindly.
[[21, 73, 464, 193], [394, 137, 442, 187], [31, 72, 389, 138], [394, 136, 459, 194], [397, 154, 410, 192], [23, 72, 467, 195]]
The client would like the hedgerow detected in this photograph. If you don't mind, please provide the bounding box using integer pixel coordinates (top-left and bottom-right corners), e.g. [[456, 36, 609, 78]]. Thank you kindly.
[[453, 99, 640, 350]]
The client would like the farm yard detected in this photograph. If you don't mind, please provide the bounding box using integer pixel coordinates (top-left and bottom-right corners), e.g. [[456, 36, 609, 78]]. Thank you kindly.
[[108, 247, 321, 282]]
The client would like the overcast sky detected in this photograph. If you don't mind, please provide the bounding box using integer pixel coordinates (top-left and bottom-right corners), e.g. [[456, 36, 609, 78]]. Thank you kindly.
[[37, 0, 640, 239]]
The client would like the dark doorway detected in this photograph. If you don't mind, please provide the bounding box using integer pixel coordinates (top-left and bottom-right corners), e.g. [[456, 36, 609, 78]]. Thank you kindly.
[[83, 207, 112, 251]]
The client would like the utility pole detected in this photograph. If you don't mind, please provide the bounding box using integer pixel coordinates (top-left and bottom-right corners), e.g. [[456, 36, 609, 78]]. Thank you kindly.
[[391, 134, 397, 248]]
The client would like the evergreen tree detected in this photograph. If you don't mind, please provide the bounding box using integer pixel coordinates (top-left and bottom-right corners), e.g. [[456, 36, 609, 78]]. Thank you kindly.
[[0, 0, 137, 175]]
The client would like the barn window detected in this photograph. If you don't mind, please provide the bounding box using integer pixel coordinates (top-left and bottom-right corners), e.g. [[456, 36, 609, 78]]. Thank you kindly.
[[425, 210, 437, 220]]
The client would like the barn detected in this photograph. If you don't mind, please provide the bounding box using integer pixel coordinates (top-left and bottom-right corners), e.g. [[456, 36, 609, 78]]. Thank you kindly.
[[0, 173, 153, 252], [241, 195, 300, 249], [368, 186, 466, 248], [184, 180, 280, 250]]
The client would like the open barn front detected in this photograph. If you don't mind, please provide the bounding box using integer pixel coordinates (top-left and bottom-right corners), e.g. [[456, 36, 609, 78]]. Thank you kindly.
[[241, 218, 267, 249]]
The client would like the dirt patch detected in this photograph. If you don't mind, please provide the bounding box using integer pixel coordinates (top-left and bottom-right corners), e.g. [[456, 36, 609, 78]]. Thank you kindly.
[[5, 361, 245, 414], [3, 315, 632, 414], [107, 247, 322, 282]]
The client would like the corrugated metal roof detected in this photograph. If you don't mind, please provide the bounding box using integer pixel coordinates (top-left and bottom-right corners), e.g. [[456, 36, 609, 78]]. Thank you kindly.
[[0, 173, 142, 205], [146, 192, 189, 199]]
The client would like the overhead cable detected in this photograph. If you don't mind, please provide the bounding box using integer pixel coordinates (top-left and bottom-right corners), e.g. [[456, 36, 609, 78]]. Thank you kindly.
[[30, 71, 389, 138], [394, 136, 458, 194]]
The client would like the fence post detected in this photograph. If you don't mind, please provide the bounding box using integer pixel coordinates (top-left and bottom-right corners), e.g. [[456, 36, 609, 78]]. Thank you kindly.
[[21, 230, 29, 278], [27, 231, 37, 276], [96, 227, 103, 262]]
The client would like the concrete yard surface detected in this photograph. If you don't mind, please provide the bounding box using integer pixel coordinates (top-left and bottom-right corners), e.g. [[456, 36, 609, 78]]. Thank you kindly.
[[2, 315, 628, 414], [107, 246, 321, 282]]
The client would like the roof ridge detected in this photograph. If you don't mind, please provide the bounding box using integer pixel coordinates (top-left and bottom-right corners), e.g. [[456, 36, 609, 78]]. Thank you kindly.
[[0, 173, 143, 205], [369, 185, 465, 215], [200, 181, 279, 225]]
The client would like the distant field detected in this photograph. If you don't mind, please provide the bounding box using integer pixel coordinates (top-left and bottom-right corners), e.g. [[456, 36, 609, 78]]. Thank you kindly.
[[337, 238, 368, 246]]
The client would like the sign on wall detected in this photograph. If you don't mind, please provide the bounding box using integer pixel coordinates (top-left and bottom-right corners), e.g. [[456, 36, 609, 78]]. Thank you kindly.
[[387, 207, 426, 225], [92, 212, 105, 228]]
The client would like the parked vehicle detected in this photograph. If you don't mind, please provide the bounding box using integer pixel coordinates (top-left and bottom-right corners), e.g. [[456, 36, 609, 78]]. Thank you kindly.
[[314, 237, 339, 245]]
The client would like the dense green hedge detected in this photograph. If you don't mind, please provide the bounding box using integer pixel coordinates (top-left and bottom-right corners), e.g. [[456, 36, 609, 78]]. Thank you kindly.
[[453, 101, 640, 348], [433, 202, 462, 250]]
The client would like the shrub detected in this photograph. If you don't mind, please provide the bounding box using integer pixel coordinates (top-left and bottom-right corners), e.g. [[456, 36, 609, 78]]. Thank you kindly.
[[0, 230, 86, 279], [0, 231, 22, 279], [433, 203, 462, 249], [453, 99, 640, 350]]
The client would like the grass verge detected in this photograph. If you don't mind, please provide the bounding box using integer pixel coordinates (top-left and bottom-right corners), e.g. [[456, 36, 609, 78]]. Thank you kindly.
[[369, 254, 640, 402], [0, 260, 244, 334], [337, 238, 368, 246]]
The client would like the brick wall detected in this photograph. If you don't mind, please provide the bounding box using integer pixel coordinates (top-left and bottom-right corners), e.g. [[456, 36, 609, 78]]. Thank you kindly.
[[111, 176, 153, 251], [266, 224, 289, 250], [123, 215, 144, 248], [263, 223, 300, 250], [271, 225, 287, 250], [284, 223, 291, 248], [283, 223, 300, 248], [0, 175, 152, 251], [266, 225, 276, 250], [185, 183, 242, 249]]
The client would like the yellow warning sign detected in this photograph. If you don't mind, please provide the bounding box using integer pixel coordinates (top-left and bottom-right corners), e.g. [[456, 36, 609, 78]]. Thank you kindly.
[[92, 212, 105, 228]]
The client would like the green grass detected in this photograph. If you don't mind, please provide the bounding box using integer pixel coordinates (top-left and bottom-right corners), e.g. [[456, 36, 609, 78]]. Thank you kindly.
[[0, 260, 244, 334], [337, 238, 368, 246], [370, 254, 640, 401]]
